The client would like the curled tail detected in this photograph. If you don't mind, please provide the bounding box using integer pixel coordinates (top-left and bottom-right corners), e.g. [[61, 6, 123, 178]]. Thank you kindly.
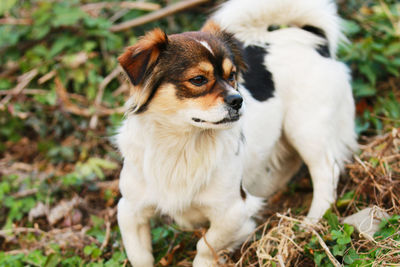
[[212, 0, 343, 57]]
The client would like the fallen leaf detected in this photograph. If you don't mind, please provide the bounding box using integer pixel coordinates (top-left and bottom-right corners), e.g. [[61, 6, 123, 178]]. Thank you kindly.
[[342, 206, 390, 240]]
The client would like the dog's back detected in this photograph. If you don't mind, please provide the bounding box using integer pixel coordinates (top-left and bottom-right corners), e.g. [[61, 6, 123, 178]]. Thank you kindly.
[[213, 0, 358, 220]]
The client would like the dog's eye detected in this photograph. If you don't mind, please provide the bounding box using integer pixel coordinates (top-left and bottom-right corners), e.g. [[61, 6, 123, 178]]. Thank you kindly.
[[228, 72, 236, 82], [189, 75, 208, 86]]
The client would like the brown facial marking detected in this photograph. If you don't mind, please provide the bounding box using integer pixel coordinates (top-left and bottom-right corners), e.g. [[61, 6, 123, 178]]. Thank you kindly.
[[197, 61, 214, 74], [149, 83, 184, 115], [181, 62, 215, 95], [150, 82, 224, 114], [184, 62, 214, 80], [222, 58, 234, 78], [196, 90, 224, 110]]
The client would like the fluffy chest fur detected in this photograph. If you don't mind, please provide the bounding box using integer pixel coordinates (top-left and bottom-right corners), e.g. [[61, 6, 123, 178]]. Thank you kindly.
[[117, 117, 243, 215]]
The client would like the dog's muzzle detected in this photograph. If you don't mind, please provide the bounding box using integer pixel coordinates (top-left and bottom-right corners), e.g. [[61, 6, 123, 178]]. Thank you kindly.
[[224, 93, 243, 111]]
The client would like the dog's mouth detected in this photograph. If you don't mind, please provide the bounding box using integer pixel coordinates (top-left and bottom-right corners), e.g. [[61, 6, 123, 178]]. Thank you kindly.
[[192, 115, 240, 125]]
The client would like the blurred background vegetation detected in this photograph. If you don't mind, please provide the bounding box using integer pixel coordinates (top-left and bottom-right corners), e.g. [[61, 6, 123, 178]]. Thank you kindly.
[[0, 0, 399, 266]]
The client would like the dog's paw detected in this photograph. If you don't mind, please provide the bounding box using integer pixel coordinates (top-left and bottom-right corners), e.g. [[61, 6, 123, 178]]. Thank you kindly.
[[127, 252, 154, 267], [192, 255, 217, 267]]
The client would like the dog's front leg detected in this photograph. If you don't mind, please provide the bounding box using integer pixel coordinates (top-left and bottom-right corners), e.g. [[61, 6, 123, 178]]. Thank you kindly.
[[118, 198, 154, 267], [193, 200, 255, 267]]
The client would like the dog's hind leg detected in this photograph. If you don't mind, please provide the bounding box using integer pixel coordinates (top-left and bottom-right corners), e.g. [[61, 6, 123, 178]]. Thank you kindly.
[[279, 60, 356, 221], [306, 155, 340, 221], [284, 128, 341, 222], [118, 198, 155, 267]]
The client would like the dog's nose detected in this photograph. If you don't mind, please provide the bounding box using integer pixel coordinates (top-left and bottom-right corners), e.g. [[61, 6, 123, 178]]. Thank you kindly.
[[225, 94, 243, 110]]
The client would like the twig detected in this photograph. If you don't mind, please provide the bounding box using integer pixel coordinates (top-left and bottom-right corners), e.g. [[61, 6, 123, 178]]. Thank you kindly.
[[100, 221, 111, 251], [12, 188, 39, 198], [111, 83, 129, 97], [0, 227, 45, 237], [278, 232, 304, 252], [55, 75, 125, 117], [5, 249, 31, 255], [0, 89, 47, 95], [277, 254, 286, 267], [0, 69, 38, 109], [81, 1, 160, 13], [109, 9, 130, 23], [0, 18, 33, 25], [201, 228, 220, 265], [89, 66, 122, 129], [310, 228, 341, 267], [110, 0, 210, 32], [38, 70, 56, 84]]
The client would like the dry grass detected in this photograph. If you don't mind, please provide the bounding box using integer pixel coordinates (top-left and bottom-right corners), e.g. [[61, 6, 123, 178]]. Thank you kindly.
[[346, 128, 400, 215], [225, 128, 400, 266]]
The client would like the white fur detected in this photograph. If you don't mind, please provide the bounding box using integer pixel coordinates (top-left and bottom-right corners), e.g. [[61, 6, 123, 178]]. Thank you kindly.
[[212, 0, 344, 56], [117, 0, 357, 266], [213, 0, 358, 220], [117, 114, 261, 267], [199, 40, 214, 55]]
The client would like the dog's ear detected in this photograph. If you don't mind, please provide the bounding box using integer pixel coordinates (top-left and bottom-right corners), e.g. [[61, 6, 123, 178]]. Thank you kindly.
[[202, 20, 247, 73], [118, 29, 168, 113], [118, 28, 168, 86]]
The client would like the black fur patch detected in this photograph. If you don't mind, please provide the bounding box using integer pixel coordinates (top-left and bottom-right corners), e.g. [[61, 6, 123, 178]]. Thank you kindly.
[[242, 45, 275, 101], [302, 25, 327, 39], [316, 44, 331, 58], [302, 25, 331, 58]]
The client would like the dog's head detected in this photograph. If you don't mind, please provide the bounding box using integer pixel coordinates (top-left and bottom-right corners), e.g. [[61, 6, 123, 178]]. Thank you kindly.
[[118, 21, 246, 129]]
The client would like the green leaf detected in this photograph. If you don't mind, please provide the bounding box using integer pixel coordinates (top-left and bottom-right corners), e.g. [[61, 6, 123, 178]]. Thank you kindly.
[[52, 5, 86, 27], [332, 243, 347, 256], [83, 245, 94, 256], [0, 0, 17, 16], [336, 190, 355, 208], [342, 19, 361, 35], [353, 81, 377, 98], [323, 209, 340, 231], [0, 78, 12, 90], [25, 250, 47, 267], [44, 254, 60, 267], [359, 64, 377, 85], [337, 235, 351, 245], [331, 230, 343, 240], [88, 158, 118, 170], [50, 36, 79, 57], [314, 252, 325, 266], [344, 248, 359, 265]]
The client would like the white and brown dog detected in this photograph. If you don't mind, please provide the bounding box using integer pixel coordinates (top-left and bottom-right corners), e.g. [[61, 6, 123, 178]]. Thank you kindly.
[[116, 0, 357, 266]]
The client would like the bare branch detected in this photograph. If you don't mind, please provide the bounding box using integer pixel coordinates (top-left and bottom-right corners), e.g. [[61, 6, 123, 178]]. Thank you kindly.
[[0, 69, 39, 109], [110, 0, 210, 32], [81, 1, 161, 13]]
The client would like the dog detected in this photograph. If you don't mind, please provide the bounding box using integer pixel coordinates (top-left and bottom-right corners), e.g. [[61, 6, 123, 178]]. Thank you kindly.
[[116, 0, 357, 266]]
